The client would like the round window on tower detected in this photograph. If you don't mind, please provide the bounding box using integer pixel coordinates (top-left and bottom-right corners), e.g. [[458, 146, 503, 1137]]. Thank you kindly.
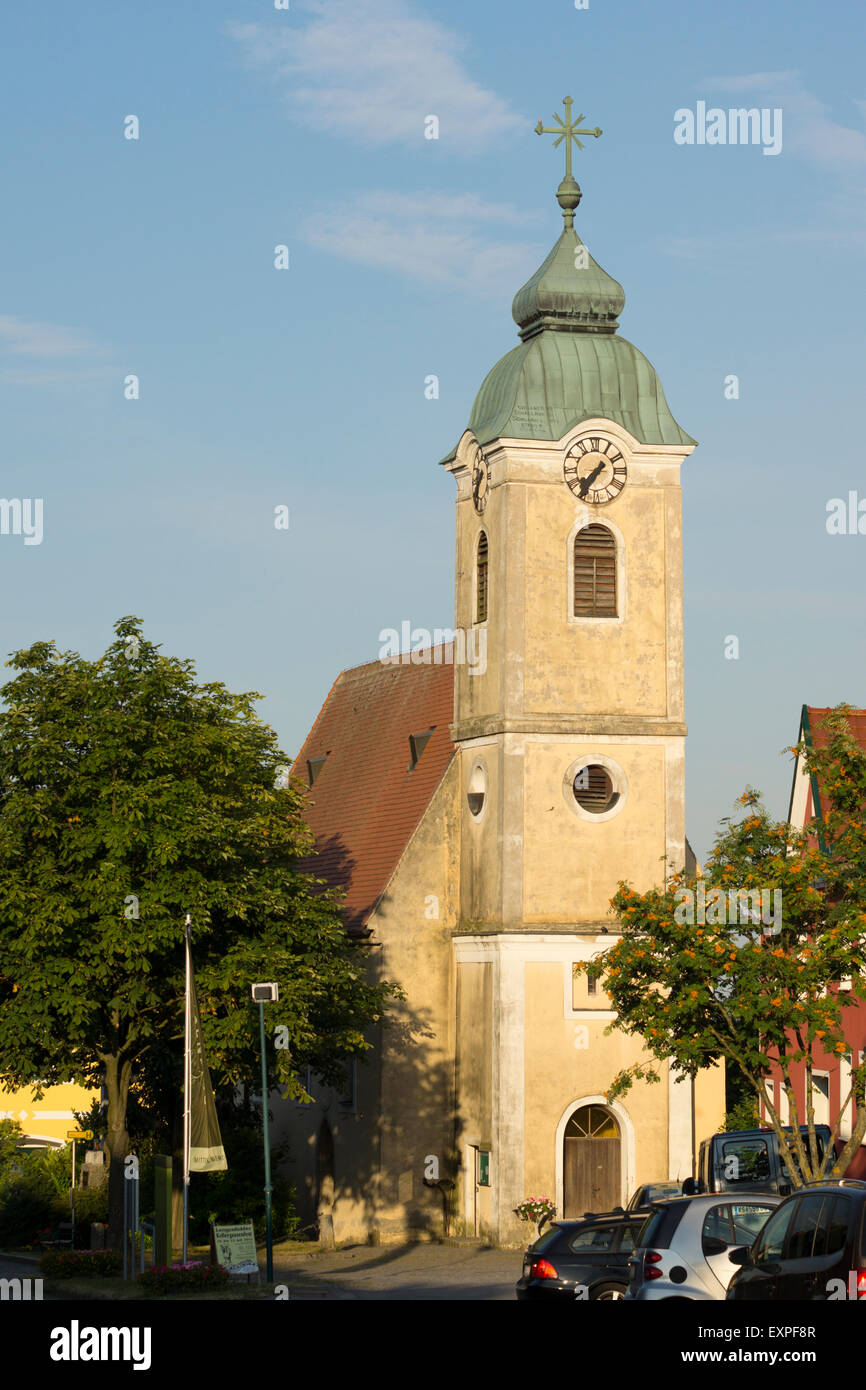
[[467, 759, 488, 821], [564, 756, 627, 823]]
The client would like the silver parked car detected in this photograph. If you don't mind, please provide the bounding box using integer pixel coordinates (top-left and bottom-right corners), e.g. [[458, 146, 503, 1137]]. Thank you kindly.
[[625, 1193, 781, 1300]]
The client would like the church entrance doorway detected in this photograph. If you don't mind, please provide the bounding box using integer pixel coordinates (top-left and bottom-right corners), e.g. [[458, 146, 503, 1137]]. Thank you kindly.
[[563, 1104, 620, 1217]]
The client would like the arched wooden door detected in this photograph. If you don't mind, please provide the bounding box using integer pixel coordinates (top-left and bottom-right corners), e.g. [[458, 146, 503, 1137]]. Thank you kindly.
[[563, 1105, 621, 1217]]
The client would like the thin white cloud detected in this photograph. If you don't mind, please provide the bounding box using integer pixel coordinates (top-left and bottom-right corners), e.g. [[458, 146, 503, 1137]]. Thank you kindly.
[[0, 366, 117, 387], [661, 74, 866, 257], [0, 315, 114, 387], [226, 0, 522, 152], [701, 71, 866, 170], [299, 190, 543, 295], [702, 70, 799, 92], [0, 315, 101, 359]]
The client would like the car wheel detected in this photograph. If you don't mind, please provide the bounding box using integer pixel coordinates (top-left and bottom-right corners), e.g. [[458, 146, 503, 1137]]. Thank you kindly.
[[591, 1283, 627, 1301]]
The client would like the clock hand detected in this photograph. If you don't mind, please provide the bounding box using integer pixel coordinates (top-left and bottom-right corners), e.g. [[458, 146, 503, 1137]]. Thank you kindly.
[[578, 461, 606, 497]]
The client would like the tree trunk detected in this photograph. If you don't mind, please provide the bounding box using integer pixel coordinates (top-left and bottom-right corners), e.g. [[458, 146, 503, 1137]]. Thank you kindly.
[[103, 1054, 133, 1251]]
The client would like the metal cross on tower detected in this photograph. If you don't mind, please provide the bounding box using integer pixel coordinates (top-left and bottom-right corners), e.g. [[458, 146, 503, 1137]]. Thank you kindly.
[[535, 96, 602, 179], [535, 96, 602, 227]]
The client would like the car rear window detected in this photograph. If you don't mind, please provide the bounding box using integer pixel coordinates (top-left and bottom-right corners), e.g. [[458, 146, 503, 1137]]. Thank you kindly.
[[527, 1226, 562, 1255], [616, 1220, 650, 1254], [569, 1224, 619, 1251], [640, 1202, 689, 1250]]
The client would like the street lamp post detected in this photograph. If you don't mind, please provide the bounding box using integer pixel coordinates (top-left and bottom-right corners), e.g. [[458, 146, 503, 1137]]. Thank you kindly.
[[252, 982, 278, 1282]]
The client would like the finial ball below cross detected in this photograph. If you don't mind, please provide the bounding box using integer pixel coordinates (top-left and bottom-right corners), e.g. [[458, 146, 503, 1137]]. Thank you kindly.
[[535, 96, 602, 227]]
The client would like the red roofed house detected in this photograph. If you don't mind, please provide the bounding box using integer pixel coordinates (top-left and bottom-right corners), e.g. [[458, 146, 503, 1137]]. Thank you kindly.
[[272, 144, 725, 1245], [760, 706, 866, 1178]]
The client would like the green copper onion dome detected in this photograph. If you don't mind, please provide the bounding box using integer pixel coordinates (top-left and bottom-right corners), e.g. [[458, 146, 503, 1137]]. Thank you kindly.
[[441, 101, 694, 461], [511, 227, 625, 339]]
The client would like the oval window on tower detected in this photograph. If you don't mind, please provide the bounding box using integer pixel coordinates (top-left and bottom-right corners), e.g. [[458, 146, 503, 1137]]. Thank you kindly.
[[467, 760, 487, 819]]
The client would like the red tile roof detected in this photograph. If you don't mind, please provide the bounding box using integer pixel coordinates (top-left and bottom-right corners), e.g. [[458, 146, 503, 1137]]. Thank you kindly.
[[292, 650, 456, 931], [793, 706, 866, 830], [805, 707, 866, 755]]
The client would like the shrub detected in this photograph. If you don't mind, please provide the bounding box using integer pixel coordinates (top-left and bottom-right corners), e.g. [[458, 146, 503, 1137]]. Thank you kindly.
[[40, 1248, 122, 1278], [189, 1126, 297, 1243], [0, 1185, 59, 1248], [138, 1261, 230, 1295]]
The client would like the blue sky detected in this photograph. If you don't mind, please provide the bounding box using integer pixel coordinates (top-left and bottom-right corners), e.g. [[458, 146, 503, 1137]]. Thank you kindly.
[[1, 0, 865, 863]]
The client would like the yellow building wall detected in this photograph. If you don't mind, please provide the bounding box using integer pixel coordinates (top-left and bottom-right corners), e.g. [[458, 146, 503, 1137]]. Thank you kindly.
[[1, 1081, 100, 1147]]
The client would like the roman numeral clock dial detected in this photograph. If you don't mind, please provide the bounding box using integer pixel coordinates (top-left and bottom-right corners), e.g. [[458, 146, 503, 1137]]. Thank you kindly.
[[563, 436, 627, 504]]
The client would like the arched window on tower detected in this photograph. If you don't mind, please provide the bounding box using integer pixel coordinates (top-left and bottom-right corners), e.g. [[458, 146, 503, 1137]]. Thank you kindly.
[[574, 524, 616, 617], [476, 531, 489, 623]]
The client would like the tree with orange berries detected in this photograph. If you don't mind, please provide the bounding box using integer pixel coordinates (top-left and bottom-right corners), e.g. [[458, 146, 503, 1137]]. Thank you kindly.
[[579, 705, 866, 1186]]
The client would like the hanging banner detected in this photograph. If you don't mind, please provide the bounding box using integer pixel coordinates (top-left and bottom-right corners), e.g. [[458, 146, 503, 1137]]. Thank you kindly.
[[186, 935, 228, 1172]]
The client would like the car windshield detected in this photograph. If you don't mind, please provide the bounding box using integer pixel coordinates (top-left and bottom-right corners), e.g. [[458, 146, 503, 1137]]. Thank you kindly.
[[721, 1139, 771, 1184]]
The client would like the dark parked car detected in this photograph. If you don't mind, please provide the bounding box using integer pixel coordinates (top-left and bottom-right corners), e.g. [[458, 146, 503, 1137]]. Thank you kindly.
[[727, 1179, 866, 1301], [626, 1182, 684, 1212], [516, 1213, 649, 1301], [581, 1181, 683, 1221], [684, 1125, 834, 1199]]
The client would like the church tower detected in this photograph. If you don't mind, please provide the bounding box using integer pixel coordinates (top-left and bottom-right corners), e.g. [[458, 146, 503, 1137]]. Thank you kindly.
[[441, 100, 718, 1241]]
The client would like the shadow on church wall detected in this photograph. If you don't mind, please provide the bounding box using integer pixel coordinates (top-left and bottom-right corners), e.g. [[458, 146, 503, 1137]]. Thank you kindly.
[[274, 838, 465, 1248]]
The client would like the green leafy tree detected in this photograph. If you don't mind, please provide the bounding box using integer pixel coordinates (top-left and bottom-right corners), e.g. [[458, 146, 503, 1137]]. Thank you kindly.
[[0, 1117, 22, 1189], [578, 706, 866, 1187], [0, 618, 398, 1247]]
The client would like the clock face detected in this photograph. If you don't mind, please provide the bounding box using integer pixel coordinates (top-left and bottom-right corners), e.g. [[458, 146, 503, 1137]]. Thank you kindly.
[[471, 446, 490, 514], [564, 436, 627, 504]]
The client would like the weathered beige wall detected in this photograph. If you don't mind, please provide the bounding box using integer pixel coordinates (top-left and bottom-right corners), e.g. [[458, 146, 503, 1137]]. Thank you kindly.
[[523, 484, 667, 716], [695, 1060, 727, 1144], [522, 960, 667, 1208], [458, 741, 502, 925], [454, 961, 493, 1236], [522, 739, 672, 923]]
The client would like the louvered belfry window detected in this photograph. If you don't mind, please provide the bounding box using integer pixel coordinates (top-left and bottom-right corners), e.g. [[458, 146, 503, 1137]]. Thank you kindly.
[[476, 531, 489, 623], [574, 524, 617, 617]]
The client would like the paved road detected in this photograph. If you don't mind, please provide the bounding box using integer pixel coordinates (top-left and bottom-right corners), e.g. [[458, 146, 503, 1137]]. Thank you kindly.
[[0, 1253, 57, 1301], [0, 1242, 520, 1302], [272, 1242, 519, 1300]]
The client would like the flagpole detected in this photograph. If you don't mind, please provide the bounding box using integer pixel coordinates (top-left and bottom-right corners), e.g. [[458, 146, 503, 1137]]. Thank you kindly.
[[182, 914, 192, 1264]]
